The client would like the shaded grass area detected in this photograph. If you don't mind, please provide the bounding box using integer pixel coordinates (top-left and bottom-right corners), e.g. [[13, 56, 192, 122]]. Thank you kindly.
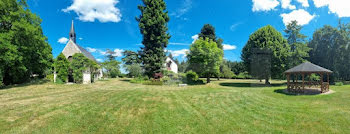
[[0, 79, 349, 133]]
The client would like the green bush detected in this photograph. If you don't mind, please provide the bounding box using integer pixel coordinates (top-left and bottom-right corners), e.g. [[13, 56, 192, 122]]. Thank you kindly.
[[45, 74, 54, 82], [186, 70, 199, 82], [235, 71, 252, 79], [55, 78, 65, 84], [70, 53, 99, 84], [143, 80, 164, 85], [335, 82, 343, 86], [185, 71, 204, 85], [54, 53, 70, 83], [130, 77, 148, 84], [309, 74, 320, 81], [0, 70, 3, 88]]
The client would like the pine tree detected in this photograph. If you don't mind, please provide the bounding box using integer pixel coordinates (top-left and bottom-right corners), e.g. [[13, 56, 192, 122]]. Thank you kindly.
[[284, 21, 310, 67], [136, 0, 171, 78]]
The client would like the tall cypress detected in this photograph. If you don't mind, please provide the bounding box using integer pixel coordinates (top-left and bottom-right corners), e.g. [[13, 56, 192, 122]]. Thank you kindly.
[[136, 0, 171, 78]]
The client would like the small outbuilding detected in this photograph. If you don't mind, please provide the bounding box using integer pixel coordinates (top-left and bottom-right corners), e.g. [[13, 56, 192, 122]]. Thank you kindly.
[[165, 57, 178, 74], [284, 62, 333, 93]]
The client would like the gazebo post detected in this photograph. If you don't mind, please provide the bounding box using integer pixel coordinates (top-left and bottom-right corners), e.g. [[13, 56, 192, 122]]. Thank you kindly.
[[308, 73, 311, 88], [302, 73, 305, 90], [287, 73, 290, 90], [327, 73, 330, 91], [320, 73, 324, 93]]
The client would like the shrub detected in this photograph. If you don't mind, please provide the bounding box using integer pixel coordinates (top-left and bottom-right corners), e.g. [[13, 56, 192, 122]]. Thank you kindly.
[[186, 70, 199, 82], [54, 53, 69, 83], [0, 70, 3, 88], [55, 78, 65, 84], [70, 53, 98, 84], [143, 80, 164, 85], [130, 77, 148, 84], [335, 82, 343, 86], [45, 74, 54, 82], [309, 74, 320, 81], [235, 71, 252, 79], [185, 71, 204, 85]]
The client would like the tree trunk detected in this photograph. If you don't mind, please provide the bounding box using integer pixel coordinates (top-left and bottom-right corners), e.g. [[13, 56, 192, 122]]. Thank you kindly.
[[265, 78, 270, 85], [207, 76, 210, 83]]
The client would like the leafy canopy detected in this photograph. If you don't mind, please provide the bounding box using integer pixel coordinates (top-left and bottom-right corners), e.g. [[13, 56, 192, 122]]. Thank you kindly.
[[0, 0, 53, 85], [241, 25, 290, 84], [187, 38, 223, 83]]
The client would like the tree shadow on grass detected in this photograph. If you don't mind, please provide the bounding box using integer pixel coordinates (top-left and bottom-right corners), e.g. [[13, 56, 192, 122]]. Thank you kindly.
[[119, 79, 131, 82], [274, 89, 322, 96], [220, 82, 286, 87], [0, 79, 50, 91]]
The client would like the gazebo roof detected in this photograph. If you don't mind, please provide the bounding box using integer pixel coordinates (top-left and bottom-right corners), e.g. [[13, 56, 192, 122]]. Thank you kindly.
[[285, 62, 333, 73]]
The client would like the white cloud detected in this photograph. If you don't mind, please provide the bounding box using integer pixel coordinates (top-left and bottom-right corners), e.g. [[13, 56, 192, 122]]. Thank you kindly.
[[63, 0, 122, 23], [280, 9, 316, 26], [58, 37, 69, 44], [96, 59, 103, 62], [112, 49, 123, 57], [281, 0, 296, 10], [252, 0, 280, 12], [86, 47, 123, 57], [230, 22, 243, 31], [313, 0, 350, 17], [79, 37, 83, 40], [223, 44, 237, 50], [172, 0, 192, 18], [169, 49, 189, 58], [191, 34, 199, 44], [296, 0, 309, 7], [86, 47, 97, 53]]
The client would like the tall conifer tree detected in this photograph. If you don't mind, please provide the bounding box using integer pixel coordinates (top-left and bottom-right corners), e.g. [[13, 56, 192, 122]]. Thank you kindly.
[[136, 0, 170, 78]]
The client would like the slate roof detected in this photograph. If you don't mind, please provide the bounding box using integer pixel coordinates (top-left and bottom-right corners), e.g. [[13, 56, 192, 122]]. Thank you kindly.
[[63, 40, 96, 62], [76, 44, 96, 61], [285, 62, 332, 73]]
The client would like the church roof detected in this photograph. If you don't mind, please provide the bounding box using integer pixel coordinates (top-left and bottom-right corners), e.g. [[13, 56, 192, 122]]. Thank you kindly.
[[284, 62, 332, 73], [64, 40, 96, 61]]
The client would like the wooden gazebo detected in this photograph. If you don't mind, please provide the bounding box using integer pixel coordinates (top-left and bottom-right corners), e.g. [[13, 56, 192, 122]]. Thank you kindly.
[[284, 62, 333, 93]]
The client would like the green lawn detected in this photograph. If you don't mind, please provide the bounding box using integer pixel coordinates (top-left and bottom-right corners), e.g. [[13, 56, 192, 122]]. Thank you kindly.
[[0, 79, 349, 133]]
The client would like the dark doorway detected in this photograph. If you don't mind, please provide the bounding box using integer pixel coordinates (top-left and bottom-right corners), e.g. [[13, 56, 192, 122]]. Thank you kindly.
[[68, 69, 74, 82]]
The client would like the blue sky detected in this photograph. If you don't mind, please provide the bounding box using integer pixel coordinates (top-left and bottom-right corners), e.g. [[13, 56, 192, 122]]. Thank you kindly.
[[27, 0, 350, 62]]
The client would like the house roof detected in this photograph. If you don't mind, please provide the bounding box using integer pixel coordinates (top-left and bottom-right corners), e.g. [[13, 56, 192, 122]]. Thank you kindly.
[[284, 62, 332, 74]]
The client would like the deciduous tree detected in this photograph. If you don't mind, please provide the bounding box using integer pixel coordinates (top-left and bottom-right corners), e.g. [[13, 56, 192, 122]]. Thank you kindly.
[[241, 25, 290, 84], [0, 0, 53, 85], [187, 38, 223, 83]]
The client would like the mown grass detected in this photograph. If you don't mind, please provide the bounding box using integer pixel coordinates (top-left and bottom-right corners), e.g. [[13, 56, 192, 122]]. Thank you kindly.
[[0, 79, 349, 133]]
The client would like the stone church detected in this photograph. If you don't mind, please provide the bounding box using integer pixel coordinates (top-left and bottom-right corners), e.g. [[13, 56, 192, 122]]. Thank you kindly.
[[55, 21, 103, 84]]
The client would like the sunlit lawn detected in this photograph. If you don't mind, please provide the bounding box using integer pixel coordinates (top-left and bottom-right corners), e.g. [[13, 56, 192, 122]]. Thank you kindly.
[[0, 78, 349, 133]]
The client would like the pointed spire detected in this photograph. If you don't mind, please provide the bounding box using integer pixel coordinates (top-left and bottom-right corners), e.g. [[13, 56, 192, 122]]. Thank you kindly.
[[69, 20, 76, 43]]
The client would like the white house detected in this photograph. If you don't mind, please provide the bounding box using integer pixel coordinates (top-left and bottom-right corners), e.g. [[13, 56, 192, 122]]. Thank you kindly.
[[165, 57, 178, 74]]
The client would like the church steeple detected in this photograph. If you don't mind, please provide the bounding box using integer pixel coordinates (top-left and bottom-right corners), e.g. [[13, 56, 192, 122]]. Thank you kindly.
[[69, 20, 76, 43]]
